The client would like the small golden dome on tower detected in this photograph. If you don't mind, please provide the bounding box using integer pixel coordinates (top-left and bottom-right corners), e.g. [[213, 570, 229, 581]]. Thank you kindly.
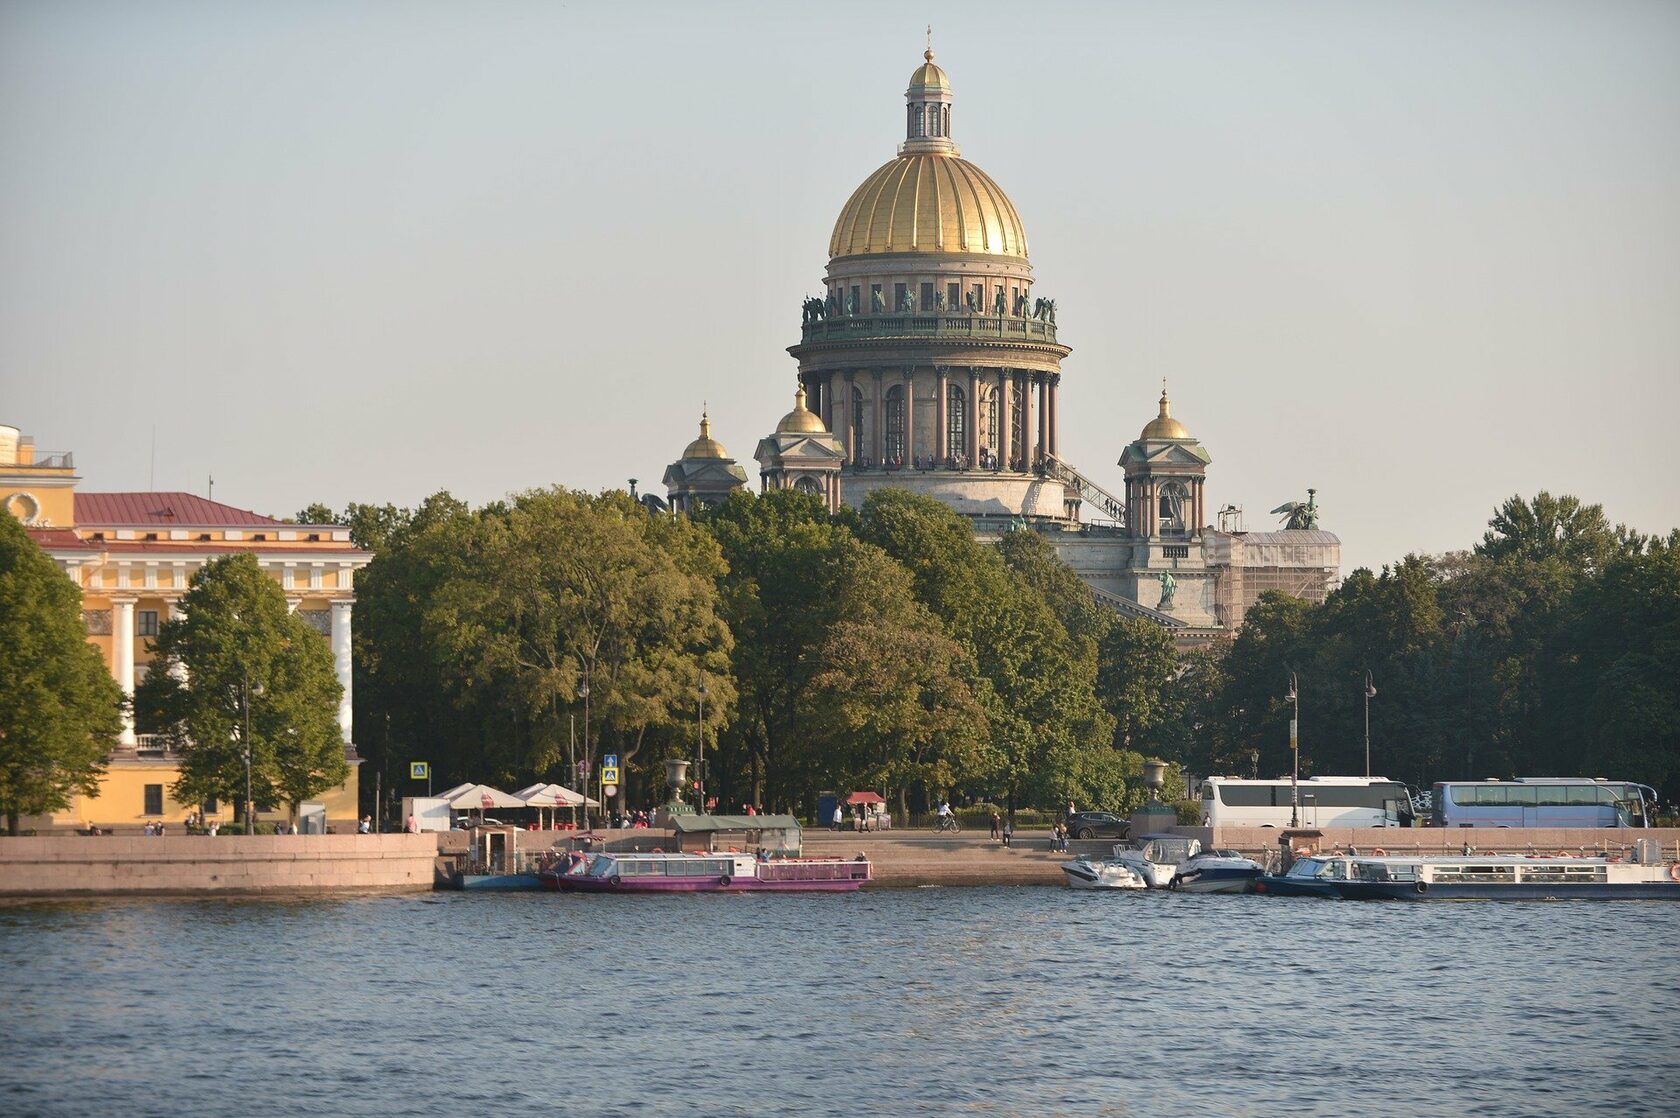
[[909, 49, 951, 92], [683, 410, 728, 460], [1140, 384, 1190, 441], [776, 386, 828, 434]]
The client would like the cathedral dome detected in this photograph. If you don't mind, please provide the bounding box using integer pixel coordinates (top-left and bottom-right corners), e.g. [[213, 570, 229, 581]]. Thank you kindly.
[[683, 411, 729, 460], [829, 155, 1028, 260], [776, 386, 827, 434], [827, 49, 1028, 261], [1141, 386, 1190, 441]]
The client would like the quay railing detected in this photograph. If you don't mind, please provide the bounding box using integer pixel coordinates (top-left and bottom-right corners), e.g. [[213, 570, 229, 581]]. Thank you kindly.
[[800, 313, 1058, 346]]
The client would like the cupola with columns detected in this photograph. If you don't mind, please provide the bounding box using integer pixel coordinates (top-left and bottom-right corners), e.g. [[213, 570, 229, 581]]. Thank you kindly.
[[663, 408, 747, 515], [1120, 383, 1212, 542], [755, 386, 845, 513]]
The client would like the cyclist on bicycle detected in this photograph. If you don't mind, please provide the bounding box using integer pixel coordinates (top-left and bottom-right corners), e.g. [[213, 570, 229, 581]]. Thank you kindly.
[[937, 800, 953, 821]]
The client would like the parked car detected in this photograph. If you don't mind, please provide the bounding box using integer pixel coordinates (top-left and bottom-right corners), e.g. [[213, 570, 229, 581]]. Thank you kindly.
[[1067, 811, 1129, 839]]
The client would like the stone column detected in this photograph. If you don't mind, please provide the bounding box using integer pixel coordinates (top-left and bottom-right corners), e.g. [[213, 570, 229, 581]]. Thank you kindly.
[[871, 370, 883, 466], [112, 597, 136, 745], [902, 366, 916, 465], [330, 599, 354, 744], [840, 373, 855, 463], [997, 369, 1013, 471], [1049, 374, 1060, 458], [934, 367, 948, 464], [1036, 374, 1049, 468], [1021, 374, 1036, 470], [966, 369, 981, 466]]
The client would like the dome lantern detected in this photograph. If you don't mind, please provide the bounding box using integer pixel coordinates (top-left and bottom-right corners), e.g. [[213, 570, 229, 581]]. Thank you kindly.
[[901, 47, 957, 157], [683, 408, 728, 460], [776, 385, 828, 434]]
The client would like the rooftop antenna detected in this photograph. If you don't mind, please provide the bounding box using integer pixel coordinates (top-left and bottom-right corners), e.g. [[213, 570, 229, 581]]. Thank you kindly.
[[207, 474, 214, 501]]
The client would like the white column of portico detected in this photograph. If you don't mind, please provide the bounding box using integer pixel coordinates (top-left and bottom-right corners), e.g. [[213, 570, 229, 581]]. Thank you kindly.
[[330, 599, 354, 744], [112, 597, 137, 745]]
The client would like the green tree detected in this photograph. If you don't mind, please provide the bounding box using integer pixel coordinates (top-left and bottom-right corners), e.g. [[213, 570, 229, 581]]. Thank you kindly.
[[0, 514, 123, 833], [136, 554, 346, 825], [1096, 616, 1181, 752], [293, 502, 337, 526]]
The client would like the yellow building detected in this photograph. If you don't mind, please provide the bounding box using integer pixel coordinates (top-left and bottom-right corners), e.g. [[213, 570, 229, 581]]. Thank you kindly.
[[1, 424, 370, 831]]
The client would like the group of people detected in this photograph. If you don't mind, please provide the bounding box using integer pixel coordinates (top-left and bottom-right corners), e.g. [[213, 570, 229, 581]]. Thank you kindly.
[[607, 809, 656, 829], [831, 804, 889, 831], [987, 811, 1016, 847]]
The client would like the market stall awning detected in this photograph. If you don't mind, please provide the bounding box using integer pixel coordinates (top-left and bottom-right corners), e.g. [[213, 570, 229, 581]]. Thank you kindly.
[[511, 782, 601, 809], [439, 783, 526, 811], [845, 792, 886, 805]]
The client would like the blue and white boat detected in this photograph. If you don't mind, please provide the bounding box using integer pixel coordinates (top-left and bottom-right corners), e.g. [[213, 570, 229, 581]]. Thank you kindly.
[[1110, 834, 1201, 889], [1253, 855, 1353, 897], [1169, 849, 1265, 894], [1323, 848, 1680, 901]]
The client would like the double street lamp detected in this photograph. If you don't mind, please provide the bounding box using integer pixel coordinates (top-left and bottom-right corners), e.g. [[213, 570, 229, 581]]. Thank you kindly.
[[242, 675, 263, 835], [1285, 672, 1300, 827], [1363, 670, 1377, 779], [696, 675, 708, 815], [578, 667, 591, 831]]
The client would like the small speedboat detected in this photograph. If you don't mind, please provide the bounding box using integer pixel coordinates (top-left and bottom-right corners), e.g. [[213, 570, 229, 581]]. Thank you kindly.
[[1170, 849, 1264, 894], [1110, 834, 1202, 888], [1061, 854, 1146, 890]]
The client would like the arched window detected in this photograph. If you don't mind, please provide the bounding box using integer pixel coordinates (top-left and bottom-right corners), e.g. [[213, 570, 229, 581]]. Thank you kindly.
[[794, 476, 822, 496], [884, 385, 905, 465], [851, 385, 865, 461], [1159, 482, 1188, 536], [984, 388, 998, 456], [946, 384, 966, 463]]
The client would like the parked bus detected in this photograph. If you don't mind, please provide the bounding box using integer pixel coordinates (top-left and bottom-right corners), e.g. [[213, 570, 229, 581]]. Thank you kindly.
[[1430, 779, 1658, 828], [1200, 777, 1414, 830]]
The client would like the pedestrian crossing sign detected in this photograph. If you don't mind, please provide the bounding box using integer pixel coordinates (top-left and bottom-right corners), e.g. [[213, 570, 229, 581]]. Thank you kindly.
[[410, 762, 429, 780]]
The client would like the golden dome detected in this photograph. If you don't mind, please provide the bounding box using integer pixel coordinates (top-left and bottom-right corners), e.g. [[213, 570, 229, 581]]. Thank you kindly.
[[909, 49, 951, 92], [829, 154, 1028, 259], [776, 386, 828, 434], [1141, 385, 1190, 441], [683, 410, 728, 460]]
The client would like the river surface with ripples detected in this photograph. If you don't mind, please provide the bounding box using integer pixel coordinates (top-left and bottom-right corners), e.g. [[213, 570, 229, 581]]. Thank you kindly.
[[3, 887, 1677, 1117]]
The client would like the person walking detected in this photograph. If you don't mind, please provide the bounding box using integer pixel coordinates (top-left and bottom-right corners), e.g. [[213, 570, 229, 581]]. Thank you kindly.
[[832, 804, 843, 831], [1001, 818, 1014, 848], [990, 812, 1001, 842]]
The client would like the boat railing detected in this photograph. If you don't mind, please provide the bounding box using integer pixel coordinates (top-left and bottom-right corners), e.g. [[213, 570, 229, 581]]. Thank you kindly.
[[758, 859, 872, 883]]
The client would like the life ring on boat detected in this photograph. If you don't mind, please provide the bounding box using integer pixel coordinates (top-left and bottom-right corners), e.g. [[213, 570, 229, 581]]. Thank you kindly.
[[719, 875, 732, 887], [1667, 865, 1680, 882], [608, 874, 622, 888], [1415, 881, 1428, 895], [1558, 850, 1571, 858], [1370, 847, 1387, 857], [1605, 855, 1621, 863]]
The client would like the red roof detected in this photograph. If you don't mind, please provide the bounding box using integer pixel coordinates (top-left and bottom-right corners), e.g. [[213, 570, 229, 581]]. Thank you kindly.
[[845, 791, 887, 805], [25, 528, 98, 552], [75, 492, 288, 528]]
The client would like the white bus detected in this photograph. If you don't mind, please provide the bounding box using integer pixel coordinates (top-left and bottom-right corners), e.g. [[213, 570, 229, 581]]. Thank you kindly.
[[1430, 779, 1657, 829], [1200, 777, 1414, 830]]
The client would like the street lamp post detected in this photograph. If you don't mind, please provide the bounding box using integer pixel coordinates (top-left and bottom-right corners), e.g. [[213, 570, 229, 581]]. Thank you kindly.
[[242, 675, 261, 835], [579, 667, 591, 831], [696, 676, 707, 815], [1286, 672, 1300, 827], [1363, 670, 1377, 779]]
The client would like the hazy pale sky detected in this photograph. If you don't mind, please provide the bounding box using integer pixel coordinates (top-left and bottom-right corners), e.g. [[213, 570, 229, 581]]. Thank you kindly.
[[3, 0, 1676, 573]]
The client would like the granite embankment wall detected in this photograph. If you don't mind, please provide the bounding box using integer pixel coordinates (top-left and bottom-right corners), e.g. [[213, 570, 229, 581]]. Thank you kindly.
[[0, 834, 438, 897]]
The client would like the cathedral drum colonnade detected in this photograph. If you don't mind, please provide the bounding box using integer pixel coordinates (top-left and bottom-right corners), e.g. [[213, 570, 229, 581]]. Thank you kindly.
[[787, 50, 1074, 523]]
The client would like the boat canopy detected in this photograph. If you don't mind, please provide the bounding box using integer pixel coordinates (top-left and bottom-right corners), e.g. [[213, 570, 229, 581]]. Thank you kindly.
[[670, 814, 802, 854]]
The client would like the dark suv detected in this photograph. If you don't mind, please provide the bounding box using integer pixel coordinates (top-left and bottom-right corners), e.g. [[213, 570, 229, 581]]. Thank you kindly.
[[1066, 811, 1129, 839]]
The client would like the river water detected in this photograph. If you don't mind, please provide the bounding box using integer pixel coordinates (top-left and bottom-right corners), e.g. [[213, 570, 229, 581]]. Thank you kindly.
[[3, 887, 1677, 1117]]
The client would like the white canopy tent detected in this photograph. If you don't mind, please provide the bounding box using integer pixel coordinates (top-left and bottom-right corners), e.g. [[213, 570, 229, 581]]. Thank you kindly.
[[512, 783, 601, 829], [438, 783, 527, 823]]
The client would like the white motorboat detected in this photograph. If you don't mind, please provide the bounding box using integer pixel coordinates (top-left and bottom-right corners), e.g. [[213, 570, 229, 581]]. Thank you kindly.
[[1170, 849, 1264, 893], [1110, 834, 1202, 888], [1060, 854, 1146, 890]]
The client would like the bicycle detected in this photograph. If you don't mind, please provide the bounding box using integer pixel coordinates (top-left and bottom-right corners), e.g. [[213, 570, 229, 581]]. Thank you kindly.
[[931, 815, 961, 834]]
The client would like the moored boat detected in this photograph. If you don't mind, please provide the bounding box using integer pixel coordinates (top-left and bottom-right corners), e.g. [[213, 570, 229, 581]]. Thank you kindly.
[[1060, 854, 1146, 890], [1170, 849, 1264, 894], [1253, 855, 1353, 897], [1321, 849, 1680, 901], [538, 850, 872, 893], [1110, 834, 1202, 889]]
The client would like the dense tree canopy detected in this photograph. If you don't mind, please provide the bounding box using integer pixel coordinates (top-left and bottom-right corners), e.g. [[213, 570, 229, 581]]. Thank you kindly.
[[0, 515, 123, 833], [136, 553, 346, 825]]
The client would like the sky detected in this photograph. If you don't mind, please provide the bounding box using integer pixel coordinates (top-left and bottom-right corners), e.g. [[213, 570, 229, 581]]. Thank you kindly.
[[2, 0, 1676, 574]]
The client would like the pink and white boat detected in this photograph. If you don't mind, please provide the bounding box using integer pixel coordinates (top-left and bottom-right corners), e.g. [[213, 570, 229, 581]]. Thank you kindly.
[[538, 850, 872, 893]]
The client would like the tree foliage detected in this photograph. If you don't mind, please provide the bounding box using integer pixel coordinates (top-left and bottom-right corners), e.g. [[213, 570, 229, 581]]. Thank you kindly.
[[136, 553, 346, 821], [0, 515, 123, 833]]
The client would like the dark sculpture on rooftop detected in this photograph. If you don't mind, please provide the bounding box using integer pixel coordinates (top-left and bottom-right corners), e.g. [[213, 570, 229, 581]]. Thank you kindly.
[[1270, 488, 1320, 530]]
